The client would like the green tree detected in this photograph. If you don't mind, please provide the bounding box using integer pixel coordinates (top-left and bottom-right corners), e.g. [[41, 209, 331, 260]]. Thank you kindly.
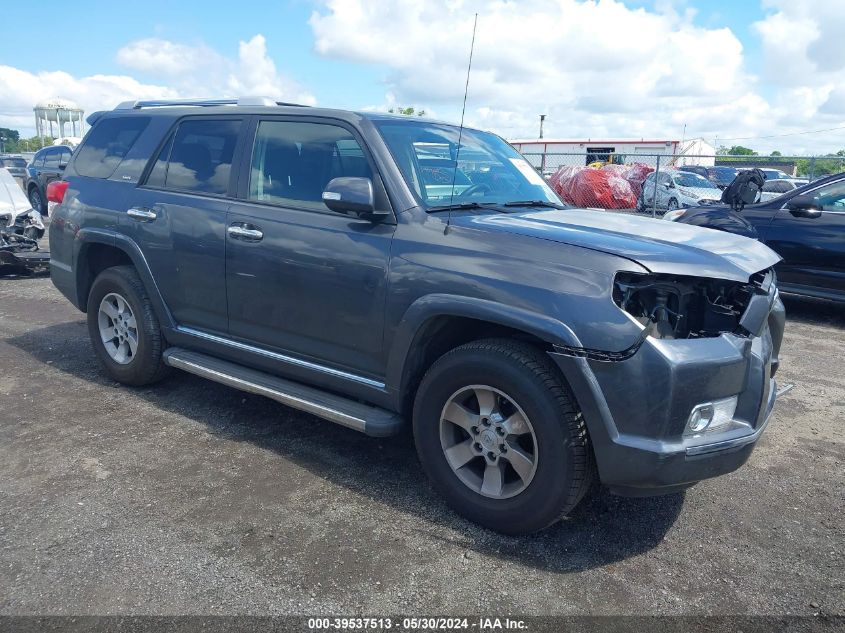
[[770, 150, 782, 157], [727, 145, 757, 156], [0, 127, 21, 152], [388, 106, 426, 117]]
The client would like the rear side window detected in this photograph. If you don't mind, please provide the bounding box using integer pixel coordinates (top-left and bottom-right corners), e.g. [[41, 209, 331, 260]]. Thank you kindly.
[[146, 119, 240, 195], [43, 149, 60, 168], [75, 116, 150, 178]]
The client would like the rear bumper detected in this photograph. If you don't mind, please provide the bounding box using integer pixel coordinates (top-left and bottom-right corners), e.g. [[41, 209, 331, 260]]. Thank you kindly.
[[549, 289, 785, 495]]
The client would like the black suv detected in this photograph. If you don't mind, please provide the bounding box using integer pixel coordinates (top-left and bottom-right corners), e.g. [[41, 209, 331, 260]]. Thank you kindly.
[[24, 145, 73, 214], [50, 98, 785, 534]]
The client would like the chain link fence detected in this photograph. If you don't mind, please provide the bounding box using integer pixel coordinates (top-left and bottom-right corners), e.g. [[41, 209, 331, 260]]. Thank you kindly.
[[520, 151, 845, 217]]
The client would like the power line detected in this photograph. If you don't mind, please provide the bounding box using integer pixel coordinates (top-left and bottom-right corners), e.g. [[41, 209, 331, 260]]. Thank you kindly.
[[712, 124, 845, 142]]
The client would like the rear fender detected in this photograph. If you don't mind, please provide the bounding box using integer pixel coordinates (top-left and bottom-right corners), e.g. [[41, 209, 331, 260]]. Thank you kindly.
[[74, 228, 175, 330]]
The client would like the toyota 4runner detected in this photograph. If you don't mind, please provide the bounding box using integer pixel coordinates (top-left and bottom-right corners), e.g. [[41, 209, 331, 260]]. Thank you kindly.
[[49, 98, 785, 534]]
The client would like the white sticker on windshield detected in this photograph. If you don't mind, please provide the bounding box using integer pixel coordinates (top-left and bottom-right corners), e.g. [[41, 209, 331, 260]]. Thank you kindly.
[[509, 158, 547, 186]]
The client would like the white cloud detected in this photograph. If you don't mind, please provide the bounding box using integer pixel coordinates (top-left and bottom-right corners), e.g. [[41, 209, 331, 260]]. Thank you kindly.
[[0, 34, 315, 137], [311, 0, 845, 154]]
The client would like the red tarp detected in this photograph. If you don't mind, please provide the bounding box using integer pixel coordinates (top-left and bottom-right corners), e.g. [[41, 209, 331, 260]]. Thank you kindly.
[[549, 163, 653, 209]]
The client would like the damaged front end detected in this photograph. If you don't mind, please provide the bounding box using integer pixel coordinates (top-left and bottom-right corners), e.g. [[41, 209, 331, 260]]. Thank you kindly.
[[612, 268, 776, 341], [548, 266, 785, 495]]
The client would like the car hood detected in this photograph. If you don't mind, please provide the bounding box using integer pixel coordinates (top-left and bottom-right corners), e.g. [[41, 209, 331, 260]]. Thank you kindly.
[[0, 167, 34, 223], [679, 186, 722, 201], [461, 208, 781, 282]]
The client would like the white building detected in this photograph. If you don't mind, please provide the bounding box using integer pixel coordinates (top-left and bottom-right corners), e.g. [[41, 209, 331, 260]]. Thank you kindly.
[[509, 137, 716, 171]]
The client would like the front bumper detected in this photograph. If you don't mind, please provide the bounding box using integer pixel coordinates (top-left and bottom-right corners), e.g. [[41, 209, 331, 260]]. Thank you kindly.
[[549, 285, 785, 496]]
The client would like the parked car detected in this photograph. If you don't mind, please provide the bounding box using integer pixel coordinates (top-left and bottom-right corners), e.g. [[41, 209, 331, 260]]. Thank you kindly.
[[636, 169, 722, 212], [707, 166, 739, 189], [665, 171, 845, 302], [0, 165, 45, 240], [24, 145, 73, 215], [0, 154, 28, 184], [759, 168, 793, 181], [759, 178, 801, 202], [49, 98, 784, 534], [677, 165, 738, 190]]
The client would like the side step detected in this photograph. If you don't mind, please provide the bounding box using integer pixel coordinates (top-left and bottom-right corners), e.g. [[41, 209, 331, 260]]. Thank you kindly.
[[162, 348, 404, 437]]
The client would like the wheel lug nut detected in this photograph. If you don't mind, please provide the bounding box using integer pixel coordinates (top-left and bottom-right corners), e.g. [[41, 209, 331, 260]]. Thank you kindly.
[[487, 451, 495, 460]]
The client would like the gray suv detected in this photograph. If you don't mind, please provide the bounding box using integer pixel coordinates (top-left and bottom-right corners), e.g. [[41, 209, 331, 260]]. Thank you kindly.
[[49, 98, 785, 534]]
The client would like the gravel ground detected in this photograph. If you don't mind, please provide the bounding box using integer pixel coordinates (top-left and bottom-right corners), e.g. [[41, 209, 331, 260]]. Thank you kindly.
[[0, 275, 842, 617]]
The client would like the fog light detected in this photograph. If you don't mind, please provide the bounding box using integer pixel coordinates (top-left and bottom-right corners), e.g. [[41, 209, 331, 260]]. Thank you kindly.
[[686, 396, 738, 434]]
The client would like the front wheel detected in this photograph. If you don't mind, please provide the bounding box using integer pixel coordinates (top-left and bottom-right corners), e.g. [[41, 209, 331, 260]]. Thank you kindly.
[[667, 197, 679, 212], [413, 339, 593, 534], [86, 265, 171, 386], [28, 187, 45, 214]]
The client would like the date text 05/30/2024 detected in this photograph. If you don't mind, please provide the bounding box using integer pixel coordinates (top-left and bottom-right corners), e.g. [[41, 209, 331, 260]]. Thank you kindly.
[[307, 617, 528, 630]]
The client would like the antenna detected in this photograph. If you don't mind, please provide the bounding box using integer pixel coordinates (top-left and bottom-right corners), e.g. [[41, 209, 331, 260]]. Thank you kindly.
[[444, 12, 478, 236]]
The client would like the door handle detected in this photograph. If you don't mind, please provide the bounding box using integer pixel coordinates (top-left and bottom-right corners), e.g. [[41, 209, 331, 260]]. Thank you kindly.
[[227, 225, 264, 241], [127, 207, 158, 222]]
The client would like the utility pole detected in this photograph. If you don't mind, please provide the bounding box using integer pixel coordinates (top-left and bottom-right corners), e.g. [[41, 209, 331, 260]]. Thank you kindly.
[[539, 114, 546, 139]]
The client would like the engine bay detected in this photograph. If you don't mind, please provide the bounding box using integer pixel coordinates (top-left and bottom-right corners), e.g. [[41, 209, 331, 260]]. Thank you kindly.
[[613, 271, 769, 339]]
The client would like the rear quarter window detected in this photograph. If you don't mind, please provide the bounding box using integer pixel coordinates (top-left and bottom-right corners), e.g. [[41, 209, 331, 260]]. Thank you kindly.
[[74, 116, 151, 178]]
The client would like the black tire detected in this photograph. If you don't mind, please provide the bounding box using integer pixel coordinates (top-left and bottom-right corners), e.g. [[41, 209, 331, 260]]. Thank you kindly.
[[667, 198, 679, 212], [86, 265, 171, 386], [636, 195, 646, 213], [28, 187, 45, 214], [412, 338, 594, 535]]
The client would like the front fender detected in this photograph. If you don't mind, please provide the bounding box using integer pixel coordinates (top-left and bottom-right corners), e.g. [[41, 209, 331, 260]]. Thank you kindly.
[[386, 293, 585, 400]]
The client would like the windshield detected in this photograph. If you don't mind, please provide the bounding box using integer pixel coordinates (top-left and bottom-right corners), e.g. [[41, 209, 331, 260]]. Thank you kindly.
[[374, 120, 561, 209], [707, 167, 737, 183], [672, 171, 718, 189]]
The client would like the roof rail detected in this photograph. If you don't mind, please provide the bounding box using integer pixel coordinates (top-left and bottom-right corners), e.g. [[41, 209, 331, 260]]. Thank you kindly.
[[113, 97, 308, 110]]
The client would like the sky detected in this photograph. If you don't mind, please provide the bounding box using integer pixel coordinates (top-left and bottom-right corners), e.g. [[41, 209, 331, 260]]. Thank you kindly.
[[1, 0, 844, 155]]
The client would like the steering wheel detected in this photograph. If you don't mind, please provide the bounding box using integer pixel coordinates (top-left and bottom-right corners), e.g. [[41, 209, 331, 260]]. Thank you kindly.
[[458, 183, 492, 198]]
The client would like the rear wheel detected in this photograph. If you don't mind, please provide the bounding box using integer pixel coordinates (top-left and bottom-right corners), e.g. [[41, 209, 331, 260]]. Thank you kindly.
[[413, 339, 593, 534], [86, 265, 171, 386]]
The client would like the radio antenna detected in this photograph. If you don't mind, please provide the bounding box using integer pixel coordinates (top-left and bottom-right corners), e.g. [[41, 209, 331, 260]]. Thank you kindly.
[[445, 12, 478, 236]]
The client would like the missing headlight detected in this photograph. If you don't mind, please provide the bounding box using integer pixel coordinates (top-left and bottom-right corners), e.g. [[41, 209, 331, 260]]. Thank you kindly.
[[613, 271, 762, 339]]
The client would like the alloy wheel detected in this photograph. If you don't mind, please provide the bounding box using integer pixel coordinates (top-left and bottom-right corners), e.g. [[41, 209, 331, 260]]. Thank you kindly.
[[439, 385, 538, 499], [97, 292, 139, 365]]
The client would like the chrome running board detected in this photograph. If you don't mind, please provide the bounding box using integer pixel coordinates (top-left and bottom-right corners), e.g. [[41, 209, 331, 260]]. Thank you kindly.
[[163, 348, 403, 437]]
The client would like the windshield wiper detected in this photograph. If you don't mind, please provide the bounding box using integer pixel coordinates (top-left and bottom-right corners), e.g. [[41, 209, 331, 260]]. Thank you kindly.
[[502, 200, 566, 209], [427, 201, 507, 212]]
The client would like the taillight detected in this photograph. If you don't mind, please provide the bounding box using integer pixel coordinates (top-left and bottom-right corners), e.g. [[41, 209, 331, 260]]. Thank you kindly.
[[47, 180, 69, 204]]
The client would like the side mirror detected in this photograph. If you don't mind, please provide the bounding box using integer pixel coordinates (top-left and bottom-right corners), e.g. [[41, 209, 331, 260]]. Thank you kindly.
[[786, 194, 822, 218], [322, 177, 387, 221]]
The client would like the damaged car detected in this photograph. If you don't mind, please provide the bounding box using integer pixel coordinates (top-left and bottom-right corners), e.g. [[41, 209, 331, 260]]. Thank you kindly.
[[0, 165, 48, 276], [49, 99, 785, 534]]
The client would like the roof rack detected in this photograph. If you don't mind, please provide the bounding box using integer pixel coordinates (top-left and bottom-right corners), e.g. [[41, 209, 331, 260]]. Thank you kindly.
[[113, 97, 308, 110]]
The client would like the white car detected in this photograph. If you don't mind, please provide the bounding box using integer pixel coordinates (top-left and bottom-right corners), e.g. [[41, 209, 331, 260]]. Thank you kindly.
[[637, 170, 722, 212], [759, 178, 801, 202]]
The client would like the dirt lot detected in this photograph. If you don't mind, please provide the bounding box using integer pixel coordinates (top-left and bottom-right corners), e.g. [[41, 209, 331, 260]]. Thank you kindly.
[[0, 275, 842, 616]]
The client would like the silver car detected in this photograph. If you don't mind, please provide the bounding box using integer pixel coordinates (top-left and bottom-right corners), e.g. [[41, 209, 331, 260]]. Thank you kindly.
[[637, 170, 722, 212]]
